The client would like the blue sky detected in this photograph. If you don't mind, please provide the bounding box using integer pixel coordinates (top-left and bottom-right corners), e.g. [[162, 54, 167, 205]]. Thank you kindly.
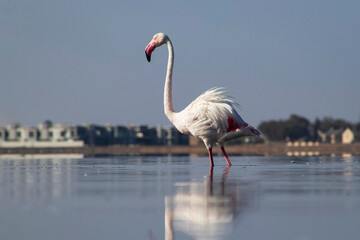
[[0, 0, 359, 127]]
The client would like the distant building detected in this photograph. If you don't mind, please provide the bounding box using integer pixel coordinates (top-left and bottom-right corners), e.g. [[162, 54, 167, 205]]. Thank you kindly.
[[126, 125, 158, 145], [83, 124, 110, 146], [0, 122, 189, 147], [342, 127, 355, 144], [317, 127, 355, 144], [106, 125, 133, 145], [0, 124, 84, 147], [38, 124, 51, 141], [157, 126, 189, 146]]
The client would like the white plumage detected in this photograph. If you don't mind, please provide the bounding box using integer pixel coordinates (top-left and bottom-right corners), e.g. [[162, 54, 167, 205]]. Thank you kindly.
[[145, 33, 261, 166], [174, 88, 241, 140]]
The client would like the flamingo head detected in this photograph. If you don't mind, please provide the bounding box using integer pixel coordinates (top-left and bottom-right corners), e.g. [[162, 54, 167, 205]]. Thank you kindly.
[[145, 33, 169, 62]]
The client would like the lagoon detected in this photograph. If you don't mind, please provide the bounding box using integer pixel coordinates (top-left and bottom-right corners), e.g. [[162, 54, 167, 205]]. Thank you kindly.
[[0, 155, 359, 240]]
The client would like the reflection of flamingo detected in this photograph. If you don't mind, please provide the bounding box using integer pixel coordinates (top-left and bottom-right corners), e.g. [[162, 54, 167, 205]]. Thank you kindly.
[[145, 33, 261, 167], [164, 167, 256, 240]]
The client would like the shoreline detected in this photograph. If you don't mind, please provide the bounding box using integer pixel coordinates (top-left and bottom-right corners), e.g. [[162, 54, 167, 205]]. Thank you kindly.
[[0, 142, 359, 157]]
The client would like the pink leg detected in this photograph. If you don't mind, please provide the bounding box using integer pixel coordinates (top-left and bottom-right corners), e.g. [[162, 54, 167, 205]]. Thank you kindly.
[[208, 148, 214, 167], [221, 147, 232, 167], [224, 166, 230, 177], [209, 166, 214, 179], [208, 166, 214, 195]]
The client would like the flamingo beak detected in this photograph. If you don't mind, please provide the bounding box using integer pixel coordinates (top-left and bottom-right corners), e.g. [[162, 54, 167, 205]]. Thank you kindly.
[[145, 41, 156, 62]]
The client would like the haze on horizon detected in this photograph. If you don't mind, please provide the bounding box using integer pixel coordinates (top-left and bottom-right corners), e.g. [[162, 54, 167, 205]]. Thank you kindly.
[[0, 0, 359, 128]]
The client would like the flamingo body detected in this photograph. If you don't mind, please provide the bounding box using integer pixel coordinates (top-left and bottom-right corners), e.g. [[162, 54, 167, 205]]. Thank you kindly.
[[145, 33, 261, 166]]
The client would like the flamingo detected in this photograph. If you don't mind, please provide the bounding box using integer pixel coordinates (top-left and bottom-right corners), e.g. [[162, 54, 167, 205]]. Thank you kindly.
[[145, 33, 261, 167]]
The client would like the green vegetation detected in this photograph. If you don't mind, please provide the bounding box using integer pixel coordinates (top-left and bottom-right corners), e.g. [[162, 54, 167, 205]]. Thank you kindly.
[[258, 114, 358, 142]]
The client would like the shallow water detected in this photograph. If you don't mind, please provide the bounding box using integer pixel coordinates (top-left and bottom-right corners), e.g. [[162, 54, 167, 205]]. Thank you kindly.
[[0, 155, 359, 240]]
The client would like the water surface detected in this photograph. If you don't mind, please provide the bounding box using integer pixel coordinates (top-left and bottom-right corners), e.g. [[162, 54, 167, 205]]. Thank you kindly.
[[0, 155, 359, 240]]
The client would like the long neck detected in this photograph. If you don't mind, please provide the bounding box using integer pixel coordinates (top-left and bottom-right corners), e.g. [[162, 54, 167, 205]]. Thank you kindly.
[[164, 39, 175, 122]]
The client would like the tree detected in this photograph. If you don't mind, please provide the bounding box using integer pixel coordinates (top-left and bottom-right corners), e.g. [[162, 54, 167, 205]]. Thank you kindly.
[[258, 120, 287, 141], [317, 117, 351, 132], [356, 122, 360, 132], [44, 120, 53, 129], [258, 114, 310, 141], [13, 122, 21, 129], [285, 114, 310, 141], [258, 115, 354, 142]]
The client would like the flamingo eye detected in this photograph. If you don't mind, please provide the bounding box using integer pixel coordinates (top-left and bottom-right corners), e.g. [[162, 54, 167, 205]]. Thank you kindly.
[[153, 35, 158, 41]]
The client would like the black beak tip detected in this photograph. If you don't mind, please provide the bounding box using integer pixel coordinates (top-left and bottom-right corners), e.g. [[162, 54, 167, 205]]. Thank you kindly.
[[145, 52, 151, 62]]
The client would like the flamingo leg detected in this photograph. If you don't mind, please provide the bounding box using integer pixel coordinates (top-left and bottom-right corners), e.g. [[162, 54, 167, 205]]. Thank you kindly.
[[209, 166, 214, 179], [208, 148, 214, 167], [221, 146, 232, 167], [208, 166, 214, 195]]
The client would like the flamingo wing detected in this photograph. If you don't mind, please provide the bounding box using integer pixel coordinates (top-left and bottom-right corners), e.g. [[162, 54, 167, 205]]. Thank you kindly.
[[174, 88, 245, 141]]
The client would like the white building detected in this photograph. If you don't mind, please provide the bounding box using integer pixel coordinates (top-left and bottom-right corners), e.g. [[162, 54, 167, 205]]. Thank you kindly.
[[342, 127, 355, 144], [0, 124, 84, 148], [317, 127, 355, 144]]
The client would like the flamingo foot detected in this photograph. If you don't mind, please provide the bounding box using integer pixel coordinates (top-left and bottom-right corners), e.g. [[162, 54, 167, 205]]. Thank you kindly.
[[221, 147, 232, 167], [208, 148, 214, 167]]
